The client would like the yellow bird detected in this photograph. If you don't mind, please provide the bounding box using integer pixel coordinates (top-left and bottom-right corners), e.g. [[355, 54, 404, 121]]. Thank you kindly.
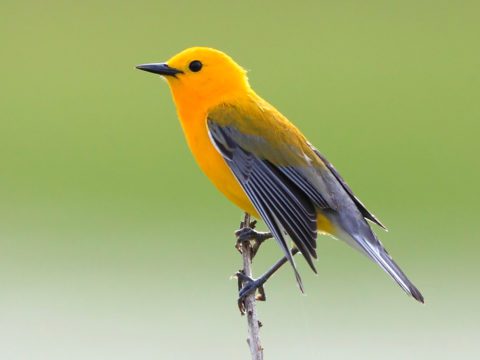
[[137, 47, 424, 303]]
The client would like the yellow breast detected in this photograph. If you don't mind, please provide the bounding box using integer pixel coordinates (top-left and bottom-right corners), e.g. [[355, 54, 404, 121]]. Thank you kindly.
[[177, 106, 258, 217]]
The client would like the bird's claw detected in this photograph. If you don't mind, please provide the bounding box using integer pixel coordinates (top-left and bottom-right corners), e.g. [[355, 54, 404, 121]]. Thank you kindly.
[[235, 227, 258, 242], [234, 226, 272, 259], [236, 270, 267, 314]]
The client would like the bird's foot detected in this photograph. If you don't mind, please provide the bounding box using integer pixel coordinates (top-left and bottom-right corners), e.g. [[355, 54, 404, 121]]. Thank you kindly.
[[235, 220, 272, 259], [236, 270, 267, 314]]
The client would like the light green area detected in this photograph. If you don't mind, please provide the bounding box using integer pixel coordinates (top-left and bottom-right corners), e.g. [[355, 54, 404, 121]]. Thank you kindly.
[[1, 1, 479, 359]]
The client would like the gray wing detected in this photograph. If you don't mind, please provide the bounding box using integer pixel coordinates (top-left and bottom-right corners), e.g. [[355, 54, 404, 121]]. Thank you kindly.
[[208, 120, 323, 290], [310, 145, 387, 230]]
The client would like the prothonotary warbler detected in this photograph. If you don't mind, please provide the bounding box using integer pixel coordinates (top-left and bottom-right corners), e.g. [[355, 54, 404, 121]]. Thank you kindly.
[[136, 47, 424, 303]]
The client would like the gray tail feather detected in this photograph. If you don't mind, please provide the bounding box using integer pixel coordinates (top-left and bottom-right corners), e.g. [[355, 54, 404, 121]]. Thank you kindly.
[[358, 235, 424, 303]]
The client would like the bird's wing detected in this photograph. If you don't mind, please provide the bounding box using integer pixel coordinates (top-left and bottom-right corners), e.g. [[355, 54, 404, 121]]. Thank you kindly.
[[309, 145, 387, 230], [207, 122, 317, 289], [207, 101, 337, 288]]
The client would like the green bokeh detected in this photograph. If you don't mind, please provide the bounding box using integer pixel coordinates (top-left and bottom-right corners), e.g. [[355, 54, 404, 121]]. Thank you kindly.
[[1, 0, 479, 359]]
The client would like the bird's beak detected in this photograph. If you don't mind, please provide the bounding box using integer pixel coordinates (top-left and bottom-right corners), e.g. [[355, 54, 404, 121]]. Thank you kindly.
[[136, 63, 183, 77]]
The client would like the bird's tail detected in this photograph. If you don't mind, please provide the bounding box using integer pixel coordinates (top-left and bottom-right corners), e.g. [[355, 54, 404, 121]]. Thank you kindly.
[[349, 230, 424, 303]]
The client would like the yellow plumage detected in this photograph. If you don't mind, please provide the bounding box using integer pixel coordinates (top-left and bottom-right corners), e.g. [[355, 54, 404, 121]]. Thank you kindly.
[[136, 47, 424, 303]]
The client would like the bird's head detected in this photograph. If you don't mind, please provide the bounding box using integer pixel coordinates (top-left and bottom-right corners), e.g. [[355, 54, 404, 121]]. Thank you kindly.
[[137, 47, 250, 110]]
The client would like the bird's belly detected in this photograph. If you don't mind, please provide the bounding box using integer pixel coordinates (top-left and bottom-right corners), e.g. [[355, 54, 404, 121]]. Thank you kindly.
[[317, 211, 335, 236], [180, 115, 258, 217]]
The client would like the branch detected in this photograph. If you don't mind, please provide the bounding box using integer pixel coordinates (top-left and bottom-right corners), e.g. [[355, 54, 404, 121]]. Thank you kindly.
[[238, 213, 264, 360]]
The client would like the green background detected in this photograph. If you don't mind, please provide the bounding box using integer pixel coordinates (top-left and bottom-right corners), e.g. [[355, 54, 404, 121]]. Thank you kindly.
[[1, 0, 479, 359]]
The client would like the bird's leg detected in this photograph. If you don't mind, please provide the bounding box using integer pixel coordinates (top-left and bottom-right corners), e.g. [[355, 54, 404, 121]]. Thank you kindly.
[[237, 248, 300, 307], [235, 219, 273, 259]]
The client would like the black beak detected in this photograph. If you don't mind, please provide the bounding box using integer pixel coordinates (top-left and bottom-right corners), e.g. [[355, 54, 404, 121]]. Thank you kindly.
[[136, 63, 183, 77]]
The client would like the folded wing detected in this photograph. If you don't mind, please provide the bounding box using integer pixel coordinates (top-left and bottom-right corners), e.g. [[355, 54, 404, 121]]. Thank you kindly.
[[208, 121, 321, 290]]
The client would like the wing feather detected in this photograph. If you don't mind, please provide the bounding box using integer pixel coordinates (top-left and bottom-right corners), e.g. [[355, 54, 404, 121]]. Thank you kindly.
[[208, 120, 318, 287], [310, 146, 387, 230], [279, 166, 331, 209]]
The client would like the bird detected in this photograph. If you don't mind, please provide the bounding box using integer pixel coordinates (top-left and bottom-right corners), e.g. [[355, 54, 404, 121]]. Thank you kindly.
[[136, 47, 424, 303]]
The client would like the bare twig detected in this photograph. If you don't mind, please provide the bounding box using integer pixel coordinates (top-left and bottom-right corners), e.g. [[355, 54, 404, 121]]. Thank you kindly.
[[238, 213, 264, 360]]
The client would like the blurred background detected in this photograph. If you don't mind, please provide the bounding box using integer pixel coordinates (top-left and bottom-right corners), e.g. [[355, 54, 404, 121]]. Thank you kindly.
[[1, 0, 479, 359]]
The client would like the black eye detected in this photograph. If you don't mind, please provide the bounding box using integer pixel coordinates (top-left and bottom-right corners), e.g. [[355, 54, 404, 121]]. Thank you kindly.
[[189, 60, 202, 72]]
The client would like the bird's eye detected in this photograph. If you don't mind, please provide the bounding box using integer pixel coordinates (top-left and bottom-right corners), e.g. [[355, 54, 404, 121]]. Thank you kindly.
[[189, 60, 203, 72]]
